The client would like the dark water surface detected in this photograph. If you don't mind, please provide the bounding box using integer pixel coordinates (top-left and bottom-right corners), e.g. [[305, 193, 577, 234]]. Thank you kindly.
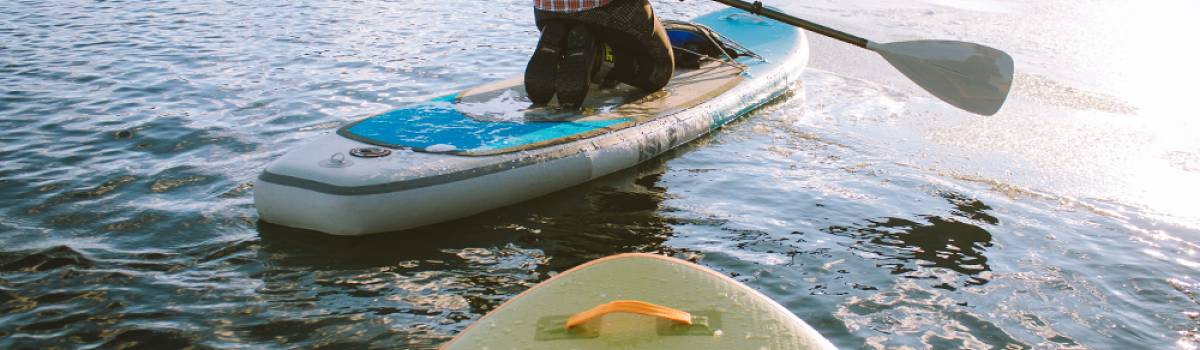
[[3, 0, 1199, 349]]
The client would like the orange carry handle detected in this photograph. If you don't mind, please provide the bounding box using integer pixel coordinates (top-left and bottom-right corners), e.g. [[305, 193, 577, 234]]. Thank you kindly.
[[565, 300, 692, 330]]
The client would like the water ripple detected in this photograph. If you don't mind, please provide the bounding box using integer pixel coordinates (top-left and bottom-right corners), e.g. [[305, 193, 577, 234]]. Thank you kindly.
[[2, 0, 1198, 349]]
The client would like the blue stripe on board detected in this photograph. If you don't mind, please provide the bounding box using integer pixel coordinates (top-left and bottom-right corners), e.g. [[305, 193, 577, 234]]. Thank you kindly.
[[343, 95, 628, 152]]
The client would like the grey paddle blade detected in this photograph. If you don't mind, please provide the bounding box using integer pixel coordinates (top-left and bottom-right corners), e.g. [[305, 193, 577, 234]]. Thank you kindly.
[[868, 40, 1014, 116]]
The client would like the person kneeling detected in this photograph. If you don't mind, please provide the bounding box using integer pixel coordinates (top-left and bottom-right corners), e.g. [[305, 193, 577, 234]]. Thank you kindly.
[[525, 0, 675, 111]]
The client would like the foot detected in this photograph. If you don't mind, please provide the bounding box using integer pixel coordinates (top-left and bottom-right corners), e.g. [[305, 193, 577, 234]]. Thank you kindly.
[[556, 24, 598, 111], [525, 21, 567, 105]]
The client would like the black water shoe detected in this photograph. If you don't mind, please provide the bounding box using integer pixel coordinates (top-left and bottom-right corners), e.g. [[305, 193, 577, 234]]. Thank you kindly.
[[525, 21, 567, 105], [556, 24, 598, 111]]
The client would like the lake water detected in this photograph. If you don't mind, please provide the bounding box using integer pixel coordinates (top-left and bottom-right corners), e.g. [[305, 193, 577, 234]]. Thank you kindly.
[[2, 0, 1198, 348]]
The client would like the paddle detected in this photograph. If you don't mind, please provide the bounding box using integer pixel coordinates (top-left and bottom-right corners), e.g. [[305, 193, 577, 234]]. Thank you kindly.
[[707, 0, 1014, 116]]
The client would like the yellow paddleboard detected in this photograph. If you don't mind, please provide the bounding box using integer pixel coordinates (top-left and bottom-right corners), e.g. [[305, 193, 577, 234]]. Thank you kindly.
[[442, 253, 836, 349]]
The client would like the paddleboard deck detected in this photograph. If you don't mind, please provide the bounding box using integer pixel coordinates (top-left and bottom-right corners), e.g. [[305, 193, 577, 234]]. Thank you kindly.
[[338, 54, 744, 156], [441, 253, 836, 349]]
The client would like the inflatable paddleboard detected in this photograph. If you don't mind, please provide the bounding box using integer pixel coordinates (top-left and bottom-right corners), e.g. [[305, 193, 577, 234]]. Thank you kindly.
[[255, 8, 809, 235], [441, 253, 836, 349]]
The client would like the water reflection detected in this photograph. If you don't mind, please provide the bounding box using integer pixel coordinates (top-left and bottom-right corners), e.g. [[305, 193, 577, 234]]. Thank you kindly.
[[3, 0, 1199, 348], [824, 193, 996, 287], [248, 162, 680, 348], [255, 165, 677, 270]]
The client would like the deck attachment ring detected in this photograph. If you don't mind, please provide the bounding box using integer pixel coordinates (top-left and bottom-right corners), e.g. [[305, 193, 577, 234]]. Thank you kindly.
[[350, 147, 392, 158], [319, 152, 353, 168]]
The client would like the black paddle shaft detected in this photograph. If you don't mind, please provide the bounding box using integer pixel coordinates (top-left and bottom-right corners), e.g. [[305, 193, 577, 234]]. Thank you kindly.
[[707, 0, 870, 48]]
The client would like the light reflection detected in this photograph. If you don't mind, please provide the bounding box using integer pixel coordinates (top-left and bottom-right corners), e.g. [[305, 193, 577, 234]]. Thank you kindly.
[[1070, 2, 1200, 225]]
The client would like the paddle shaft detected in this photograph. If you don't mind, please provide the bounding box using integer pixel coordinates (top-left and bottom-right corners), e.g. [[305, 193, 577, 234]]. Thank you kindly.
[[705, 0, 1015, 116], [707, 0, 871, 48]]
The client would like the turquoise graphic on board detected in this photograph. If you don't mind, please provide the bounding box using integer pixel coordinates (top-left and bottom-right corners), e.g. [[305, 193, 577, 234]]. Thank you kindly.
[[341, 95, 629, 153]]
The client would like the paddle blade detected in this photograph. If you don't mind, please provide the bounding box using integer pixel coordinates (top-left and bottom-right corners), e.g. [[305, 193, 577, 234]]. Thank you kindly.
[[869, 40, 1014, 116]]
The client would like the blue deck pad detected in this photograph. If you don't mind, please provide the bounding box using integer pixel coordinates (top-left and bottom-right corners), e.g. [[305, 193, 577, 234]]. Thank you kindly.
[[340, 95, 629, 153]]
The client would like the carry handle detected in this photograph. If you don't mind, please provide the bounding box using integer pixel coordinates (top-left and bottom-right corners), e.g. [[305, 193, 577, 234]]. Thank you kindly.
[[565, 300, 692, 330]]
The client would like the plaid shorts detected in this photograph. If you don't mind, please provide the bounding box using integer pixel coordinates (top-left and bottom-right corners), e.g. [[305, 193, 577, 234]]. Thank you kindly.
[[533, 0, 613, 13]]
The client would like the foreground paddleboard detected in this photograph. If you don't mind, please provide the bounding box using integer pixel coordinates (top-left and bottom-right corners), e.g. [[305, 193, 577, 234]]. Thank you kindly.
[[255, 8, 809, 235], [441, 253, 836, 349]]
